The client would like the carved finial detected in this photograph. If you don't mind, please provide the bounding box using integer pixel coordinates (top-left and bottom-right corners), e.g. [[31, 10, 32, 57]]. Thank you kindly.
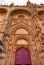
[[26, 0, 32, 6], [10, 2, 14, 6], [27, 0, 31, 3]]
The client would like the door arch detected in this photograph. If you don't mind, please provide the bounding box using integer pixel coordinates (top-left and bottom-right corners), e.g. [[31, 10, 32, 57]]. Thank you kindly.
[[15, 47, 32, 65]]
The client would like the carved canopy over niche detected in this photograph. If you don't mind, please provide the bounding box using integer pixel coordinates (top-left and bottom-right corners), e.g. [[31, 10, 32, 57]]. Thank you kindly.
[[38, 11, 44, 21], [10, 10, 31, 16], [0, 8, 7, 21], [8, 9, 32, 19], [38, 11, 44, 27], [38, 11, 44, 15]]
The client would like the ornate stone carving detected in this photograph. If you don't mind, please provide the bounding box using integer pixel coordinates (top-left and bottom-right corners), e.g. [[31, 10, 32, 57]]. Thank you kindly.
[[0, 1, 44, 65]]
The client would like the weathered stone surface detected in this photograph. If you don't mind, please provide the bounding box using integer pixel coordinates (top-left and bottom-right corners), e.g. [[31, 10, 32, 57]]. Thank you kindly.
[[0, 1, 44, 65]]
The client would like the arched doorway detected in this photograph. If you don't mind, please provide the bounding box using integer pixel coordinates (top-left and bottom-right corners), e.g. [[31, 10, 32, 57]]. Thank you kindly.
[[15, 48, 32, 65]]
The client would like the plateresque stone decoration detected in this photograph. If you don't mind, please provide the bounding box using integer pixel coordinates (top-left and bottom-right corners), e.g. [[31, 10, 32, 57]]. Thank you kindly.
[[0, 1, 44, 65]]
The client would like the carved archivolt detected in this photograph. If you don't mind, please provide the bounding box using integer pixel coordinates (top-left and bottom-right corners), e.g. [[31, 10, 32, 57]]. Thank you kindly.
[[9, 23, 34, 35], [16, 39, 28, 45]]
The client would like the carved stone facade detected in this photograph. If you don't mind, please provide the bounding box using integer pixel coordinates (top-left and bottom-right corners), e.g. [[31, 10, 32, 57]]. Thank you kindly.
[[0, 1, 44, 65]]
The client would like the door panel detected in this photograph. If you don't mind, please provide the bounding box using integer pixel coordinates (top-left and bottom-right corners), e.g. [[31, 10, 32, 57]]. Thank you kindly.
[[15, 48, 32, 65]]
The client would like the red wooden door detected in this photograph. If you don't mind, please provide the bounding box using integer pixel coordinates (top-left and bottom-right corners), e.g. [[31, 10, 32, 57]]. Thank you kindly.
[[15, 48, 32, 65]]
